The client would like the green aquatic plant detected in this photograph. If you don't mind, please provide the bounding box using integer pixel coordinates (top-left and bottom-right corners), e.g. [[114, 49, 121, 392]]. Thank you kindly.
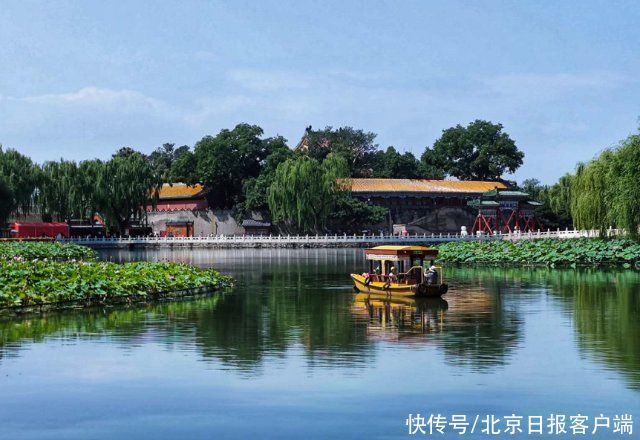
[[436, 239, 640, 267], [0, 241, 96, 261], [0, 260, 232, 308]]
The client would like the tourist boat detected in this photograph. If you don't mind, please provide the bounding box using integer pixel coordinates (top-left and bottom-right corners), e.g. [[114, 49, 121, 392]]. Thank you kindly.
[[350, 245, 448, 297]]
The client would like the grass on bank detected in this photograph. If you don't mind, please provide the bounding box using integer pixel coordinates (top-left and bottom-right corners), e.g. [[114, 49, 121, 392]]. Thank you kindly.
[[0, 242, 232, 309], [435, 238, 640, 267]]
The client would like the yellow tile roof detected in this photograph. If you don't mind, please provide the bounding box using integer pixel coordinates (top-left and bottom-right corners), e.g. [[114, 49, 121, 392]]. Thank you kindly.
[[371, 245, 434, 251], [156, 183, 206, 199], [346, 178, 507, 193]]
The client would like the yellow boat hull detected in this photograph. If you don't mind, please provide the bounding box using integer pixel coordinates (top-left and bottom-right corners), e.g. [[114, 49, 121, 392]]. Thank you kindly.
[[350, 274, 447, 298]]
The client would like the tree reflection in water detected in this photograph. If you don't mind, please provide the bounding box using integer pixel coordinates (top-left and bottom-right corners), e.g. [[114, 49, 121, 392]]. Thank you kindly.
[[0, 249, 638, 389]]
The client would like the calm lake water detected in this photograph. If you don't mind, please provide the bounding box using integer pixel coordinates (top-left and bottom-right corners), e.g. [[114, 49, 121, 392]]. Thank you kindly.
[[0, 248, 638, 439]]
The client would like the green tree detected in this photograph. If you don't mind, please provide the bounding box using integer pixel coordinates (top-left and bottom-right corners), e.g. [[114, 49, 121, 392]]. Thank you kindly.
[[169, 148, 197, 183], [606, 135, 640, 236], [571, 155, 612, 233], [303, 126, 378, 177], [148, 143, 195, 183], [268, 154, 347, 232], [240, 136, 293, 216], [520, 178, 543, 199], [0, 176, 12, 226], [39, 160, 80, 222], [268, 153, 386, 233], [0, 146, 40, 223], [570, 133, 640, 236], [422, 120, 524, 181], [370, 147, 424, 179], [328, 193, 388, 232], [94, 150, 158, 233], [538, 174, 573, 229], [194, 124, 270, 208], [519, 177, 573, 230], [75, 160, 104, 223]]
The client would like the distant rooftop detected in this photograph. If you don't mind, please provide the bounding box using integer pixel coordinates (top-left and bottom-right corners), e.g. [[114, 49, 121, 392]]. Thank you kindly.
[[345, 179, 507, 194], [155, 183, 207, 200], [242, 219, 271, 228]]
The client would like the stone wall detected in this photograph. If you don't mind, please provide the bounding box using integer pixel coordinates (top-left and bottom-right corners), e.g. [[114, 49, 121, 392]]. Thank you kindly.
[[372, 206, 477, 235], [395, 206, 477, 234], [146, 209, 247, 236]]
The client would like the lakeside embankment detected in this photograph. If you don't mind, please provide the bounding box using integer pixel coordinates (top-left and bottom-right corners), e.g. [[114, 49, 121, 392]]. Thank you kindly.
[[0, 242, 232, 316]]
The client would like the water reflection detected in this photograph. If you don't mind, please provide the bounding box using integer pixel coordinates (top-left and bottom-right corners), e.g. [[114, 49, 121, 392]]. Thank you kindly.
[[442, 267, 640, 389], [1, 249, 638, 390], [546, 270, 640, 390], [350, 294, 448, 342]]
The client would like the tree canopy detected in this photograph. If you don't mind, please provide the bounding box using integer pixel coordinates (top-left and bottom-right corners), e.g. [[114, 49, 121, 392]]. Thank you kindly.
[[39, 160, 80, 222], [302, 126, 378, 177], [518, 177, 573, 230], [239, 136, 293, 217], [93, 152, 158, 232], [267, 155, 340, 232], [267, 153, 387, 233], [194, 124, 274, 208], [422, 120, 524, 181], [570, 133, 640, 236], [0, 146, 40, 223], [371, 147, 424, 179], [148, 143, 194, 183]]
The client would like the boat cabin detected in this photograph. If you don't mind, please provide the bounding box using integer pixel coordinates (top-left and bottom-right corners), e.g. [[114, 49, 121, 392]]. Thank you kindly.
[[365, 245, 438, 273], [364, 245, 440, 285]]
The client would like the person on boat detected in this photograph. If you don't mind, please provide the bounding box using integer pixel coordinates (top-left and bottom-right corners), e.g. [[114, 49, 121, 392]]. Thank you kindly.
[[389, 266, 398, 283], [382, 266, 397, 290], [426, 265, 438, 285]]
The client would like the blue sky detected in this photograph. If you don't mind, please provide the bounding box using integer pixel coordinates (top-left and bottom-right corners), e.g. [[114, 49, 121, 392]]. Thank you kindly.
[[1, 0, 638, 183]]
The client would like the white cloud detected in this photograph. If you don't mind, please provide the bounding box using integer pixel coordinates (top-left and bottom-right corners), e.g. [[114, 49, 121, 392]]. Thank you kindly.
[[8, 87, 165, 111], [479, 71, 631, 102], [0, 69, 635, 184]]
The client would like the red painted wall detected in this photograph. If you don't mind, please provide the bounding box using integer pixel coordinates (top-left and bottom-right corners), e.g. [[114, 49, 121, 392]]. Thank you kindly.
[[11, 222, 70, 238]]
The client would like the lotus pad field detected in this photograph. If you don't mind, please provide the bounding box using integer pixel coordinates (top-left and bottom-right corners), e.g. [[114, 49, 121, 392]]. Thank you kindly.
[[436, 238, 640, 267], [0, 241, 96, 261], [0, 242, 232, 309]]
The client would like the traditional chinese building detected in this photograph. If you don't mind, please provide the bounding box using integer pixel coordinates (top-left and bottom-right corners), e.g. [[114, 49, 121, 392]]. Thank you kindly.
[[347, 178, 508, 234], [241, 219, 272, 236], [468, 188, 542, 234], [150, 183, 209, 211], [146, 183, 213, 236], [145, 183, 265, 236]]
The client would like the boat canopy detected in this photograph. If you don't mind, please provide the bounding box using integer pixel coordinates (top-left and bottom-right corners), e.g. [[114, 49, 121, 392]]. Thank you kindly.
[[364, 245, 438, 261]]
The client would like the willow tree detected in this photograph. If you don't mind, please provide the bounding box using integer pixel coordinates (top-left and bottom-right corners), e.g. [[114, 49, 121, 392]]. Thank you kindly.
[[267, 154, 348, 233], [39, 160, 80, 221], [76, 160, 104, 223], [537, 173, 574, 229], [570, 133, 640, 236], [94, 151, 159, 233], [0, 146, 40, 224], [571, 156, 613, 232], [0, 176, 12, 225], [606, 134, 640, 236]]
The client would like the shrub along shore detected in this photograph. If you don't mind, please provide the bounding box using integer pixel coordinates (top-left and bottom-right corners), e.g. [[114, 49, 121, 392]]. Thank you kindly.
[[0, 242, 232, 313], [435, 238, 640, 268]]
